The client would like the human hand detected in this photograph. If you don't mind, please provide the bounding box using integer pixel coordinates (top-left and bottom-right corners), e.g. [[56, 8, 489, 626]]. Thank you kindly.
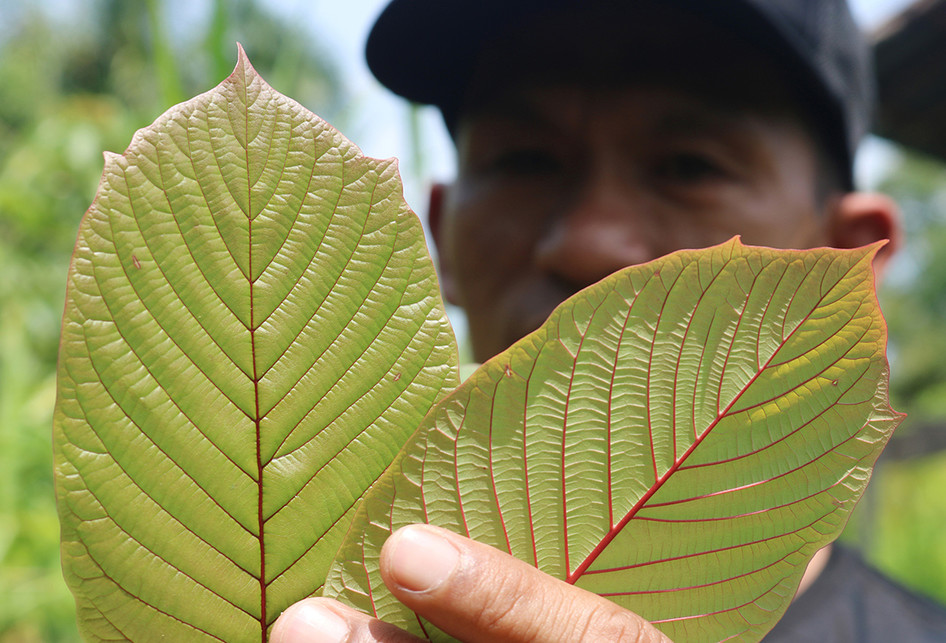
[[272, 524, 673, 642]]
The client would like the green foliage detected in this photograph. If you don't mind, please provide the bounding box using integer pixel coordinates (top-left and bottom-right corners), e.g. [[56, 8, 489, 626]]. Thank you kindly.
[[0, 3, 346, 641], [852, 149, 946, 606], [0, 52, 142, 643], [54, 49, 457, 642], [329, 240, 900, 642], [878, 152, 946, 423], [870, 451, 946, 603]]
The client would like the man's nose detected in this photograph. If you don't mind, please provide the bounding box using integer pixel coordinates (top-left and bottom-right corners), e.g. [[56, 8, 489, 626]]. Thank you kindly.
[[534, 174, 658, 288]]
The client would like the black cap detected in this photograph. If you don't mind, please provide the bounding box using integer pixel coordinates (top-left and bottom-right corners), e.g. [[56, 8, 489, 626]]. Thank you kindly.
[[366, 0, 874, 189]]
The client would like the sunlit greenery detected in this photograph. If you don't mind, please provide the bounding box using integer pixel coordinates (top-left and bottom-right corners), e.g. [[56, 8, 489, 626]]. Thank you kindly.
[[859, 150, 946, 604], [0, 2, 344, 640], [1, 2, 943, 640]]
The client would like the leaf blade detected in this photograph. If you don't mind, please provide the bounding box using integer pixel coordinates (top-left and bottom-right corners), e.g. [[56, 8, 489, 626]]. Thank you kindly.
[[327, 238, 902, 642], [54, 47, 458, 642]]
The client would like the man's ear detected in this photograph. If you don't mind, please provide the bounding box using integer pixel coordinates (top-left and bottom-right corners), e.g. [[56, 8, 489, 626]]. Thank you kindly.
[[827, 192, 902, 279], [428, 182, 459, 305]]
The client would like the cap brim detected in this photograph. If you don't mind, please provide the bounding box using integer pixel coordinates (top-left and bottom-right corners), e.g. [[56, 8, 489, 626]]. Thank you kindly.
[[366, 0, 863, 188]]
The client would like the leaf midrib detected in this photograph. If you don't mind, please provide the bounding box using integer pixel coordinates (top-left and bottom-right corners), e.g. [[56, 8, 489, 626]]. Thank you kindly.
[[565, 254, 862, 585], [238, 69, 269, 643]]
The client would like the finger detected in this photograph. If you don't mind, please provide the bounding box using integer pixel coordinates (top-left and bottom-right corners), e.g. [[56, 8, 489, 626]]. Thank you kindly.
[[271, 597, 423, 643], [379, 524, 674, 643]]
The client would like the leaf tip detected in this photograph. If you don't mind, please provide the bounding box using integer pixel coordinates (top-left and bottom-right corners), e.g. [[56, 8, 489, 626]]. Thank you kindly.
[[846, 239, 890, 287], [865, 237, 890, 258], [727, 234, 745, 253], [231, 42, 260, 86], [235, 41, 249, 65]]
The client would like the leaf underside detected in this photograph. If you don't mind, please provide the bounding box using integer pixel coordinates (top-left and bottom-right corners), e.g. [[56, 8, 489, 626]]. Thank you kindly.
[[53, 47, 458, 642], [326, 238, 903, 643]]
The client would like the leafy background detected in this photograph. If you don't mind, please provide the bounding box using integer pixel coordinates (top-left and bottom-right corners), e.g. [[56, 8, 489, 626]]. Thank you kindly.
[[0, 0, 944, 640]]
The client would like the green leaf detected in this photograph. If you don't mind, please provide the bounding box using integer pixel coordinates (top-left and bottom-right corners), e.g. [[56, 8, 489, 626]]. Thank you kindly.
[[326, 238, 903, 642], [53, 46, 458, 642]]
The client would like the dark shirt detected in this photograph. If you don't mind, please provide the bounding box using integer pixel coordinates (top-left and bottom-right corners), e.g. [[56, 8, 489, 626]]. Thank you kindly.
[[763, 544, 946, 642]]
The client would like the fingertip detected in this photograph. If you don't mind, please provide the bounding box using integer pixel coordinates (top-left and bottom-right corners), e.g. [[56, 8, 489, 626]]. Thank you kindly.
[[271, 598, 351, 643], [377, 525, 676, 643], [381, 524, 461, 594]]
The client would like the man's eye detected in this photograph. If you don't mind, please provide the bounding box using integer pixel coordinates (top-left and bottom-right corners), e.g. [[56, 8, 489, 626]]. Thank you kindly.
[[490, 149, 562, 175], [656, 153, 725, 182]]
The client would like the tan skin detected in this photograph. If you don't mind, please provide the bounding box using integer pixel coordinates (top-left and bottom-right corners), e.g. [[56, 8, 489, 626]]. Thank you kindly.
[[433, 83, 897, 363], [273, 22, 900, 643]]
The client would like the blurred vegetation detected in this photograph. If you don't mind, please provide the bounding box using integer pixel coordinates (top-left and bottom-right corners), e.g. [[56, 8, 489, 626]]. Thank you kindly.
[[0, 1, 944, 641], [0, 1, 344, 640], [855, 150, 946, 604], [880, 153, 946, 424]]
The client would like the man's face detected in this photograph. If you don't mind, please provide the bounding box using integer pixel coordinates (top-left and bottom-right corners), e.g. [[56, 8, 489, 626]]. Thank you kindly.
[[434, 81, 831, 362]]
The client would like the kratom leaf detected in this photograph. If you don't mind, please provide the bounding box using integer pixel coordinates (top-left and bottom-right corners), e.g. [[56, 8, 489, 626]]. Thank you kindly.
[[53, 46, 457, 642], [326, 238, 903, 642]]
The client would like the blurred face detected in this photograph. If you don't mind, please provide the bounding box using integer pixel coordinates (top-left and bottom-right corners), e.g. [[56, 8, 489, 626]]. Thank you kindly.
[[429, 6, 854, 363], [434, 83, 829, 362]]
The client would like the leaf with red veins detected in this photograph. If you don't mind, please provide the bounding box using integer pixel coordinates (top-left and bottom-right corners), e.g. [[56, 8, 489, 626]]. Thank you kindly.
[[53, 47, 457, 643], [326, 237, 903, 643]]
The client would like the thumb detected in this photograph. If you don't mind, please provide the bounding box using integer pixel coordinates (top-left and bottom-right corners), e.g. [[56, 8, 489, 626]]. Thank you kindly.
[[380, 524, 674, 643]]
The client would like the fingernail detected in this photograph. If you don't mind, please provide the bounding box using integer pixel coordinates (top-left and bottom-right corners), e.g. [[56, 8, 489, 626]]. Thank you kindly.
[[388, 525, 460, 592], [272, 600, 350, 643]]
